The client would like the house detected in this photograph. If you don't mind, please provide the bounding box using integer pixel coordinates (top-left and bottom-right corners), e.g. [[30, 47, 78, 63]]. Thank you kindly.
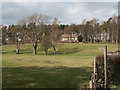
[[61, 33, 78, 43]]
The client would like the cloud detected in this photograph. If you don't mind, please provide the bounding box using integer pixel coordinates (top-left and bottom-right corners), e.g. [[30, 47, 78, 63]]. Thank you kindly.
[[0, 2, 2, 24], [2, 2, 118, 25], [1, 0, 120, 2]]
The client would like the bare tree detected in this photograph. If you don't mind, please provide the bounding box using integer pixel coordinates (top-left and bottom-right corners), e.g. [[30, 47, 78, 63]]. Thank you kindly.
[[64, 24, 77, 43], [50, 18, 61, 55], [111, 14, 118, 43], [106, 14, 117, 43], [41, 25, 52, 55], [18, 13, 51, 54], [2, 26, 7, 45], [90, 18, 99, 42], [7, 25, 22, 54]]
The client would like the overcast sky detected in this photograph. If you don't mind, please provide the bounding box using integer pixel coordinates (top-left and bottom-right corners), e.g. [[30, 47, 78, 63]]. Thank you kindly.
[[1, 0, 119, 25]]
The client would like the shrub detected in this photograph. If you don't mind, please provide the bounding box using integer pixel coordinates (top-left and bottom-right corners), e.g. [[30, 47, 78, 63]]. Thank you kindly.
[[78, 35, 83, 42]]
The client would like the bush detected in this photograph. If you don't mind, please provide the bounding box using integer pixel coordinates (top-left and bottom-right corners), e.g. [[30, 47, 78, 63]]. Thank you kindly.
[[78, 35, 83, 42]]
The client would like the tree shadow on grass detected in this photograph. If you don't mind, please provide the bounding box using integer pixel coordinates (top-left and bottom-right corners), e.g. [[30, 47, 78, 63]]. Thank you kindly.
[[2, 50, 32, 55], [2, 51, 16, 54], [36, 48, 80, 55], [2, 66, 92, 88], [56, 48, 80, 55], [2, 47, 80, 55]]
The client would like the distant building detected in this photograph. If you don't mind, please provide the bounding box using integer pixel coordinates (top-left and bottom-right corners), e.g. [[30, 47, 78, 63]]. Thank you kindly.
[[61, 33, 78, 43], [60, 30, 111, 43]]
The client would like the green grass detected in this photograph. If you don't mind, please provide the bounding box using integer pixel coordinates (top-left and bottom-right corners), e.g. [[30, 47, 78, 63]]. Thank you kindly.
[[2, 43, 119, 88]]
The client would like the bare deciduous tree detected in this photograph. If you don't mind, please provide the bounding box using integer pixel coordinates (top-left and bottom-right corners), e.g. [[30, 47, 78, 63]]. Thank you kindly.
[[8, 25, 22, 54], [50, 18, 61, 55]]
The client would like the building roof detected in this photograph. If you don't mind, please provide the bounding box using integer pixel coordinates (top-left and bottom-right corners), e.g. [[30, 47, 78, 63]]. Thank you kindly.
[[61, 33, 78, 38], [61, 34, 70, 38], [72, 34, 78, 38]]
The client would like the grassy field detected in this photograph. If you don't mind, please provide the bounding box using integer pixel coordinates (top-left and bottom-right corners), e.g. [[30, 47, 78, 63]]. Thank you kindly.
[[2, 43, 118, 88]]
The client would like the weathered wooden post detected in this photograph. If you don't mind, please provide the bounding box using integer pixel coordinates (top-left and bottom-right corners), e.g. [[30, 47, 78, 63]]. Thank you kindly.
[[104, 45, 107, 88], [94, 57, 97, 89], [93, 57, 97, 89], [89, 80, 92, 88], [89, 57, 97, 89]]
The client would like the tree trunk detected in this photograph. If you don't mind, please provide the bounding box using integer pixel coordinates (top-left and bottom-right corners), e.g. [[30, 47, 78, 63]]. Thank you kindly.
[[16, 48, 20, 54], [70, 34, 72, 43], [33, 46, 37, 54], [2, 37, 5, 45], [90, 35, 93, 43], [103, 33, 105, 43], [112, 34, 114, 43], [99, 32, 101, 42], [53, 46, 56, 55], [105, 32, 108, 43], [85, 34, 88, 42], [109, 34, 112, 43], [33, 41, 37, 54], [16, 43, 20, 54], [116, 34, 118, 43], [45, 49, 48, 55]]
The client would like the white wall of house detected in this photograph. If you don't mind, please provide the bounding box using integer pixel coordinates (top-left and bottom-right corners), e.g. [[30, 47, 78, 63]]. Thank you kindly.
[[62, 38, 69, 41], [71, 38, 76, 40]]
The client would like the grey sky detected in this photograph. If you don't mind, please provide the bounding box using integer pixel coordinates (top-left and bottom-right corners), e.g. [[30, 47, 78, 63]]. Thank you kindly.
[[2, 1, 118, 25]]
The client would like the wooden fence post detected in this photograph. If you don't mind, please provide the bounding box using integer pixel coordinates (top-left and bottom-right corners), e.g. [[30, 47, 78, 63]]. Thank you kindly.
[[89, 80, 93, 88], [104, 45, 107, 88], [93, 57, 97, 89]]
